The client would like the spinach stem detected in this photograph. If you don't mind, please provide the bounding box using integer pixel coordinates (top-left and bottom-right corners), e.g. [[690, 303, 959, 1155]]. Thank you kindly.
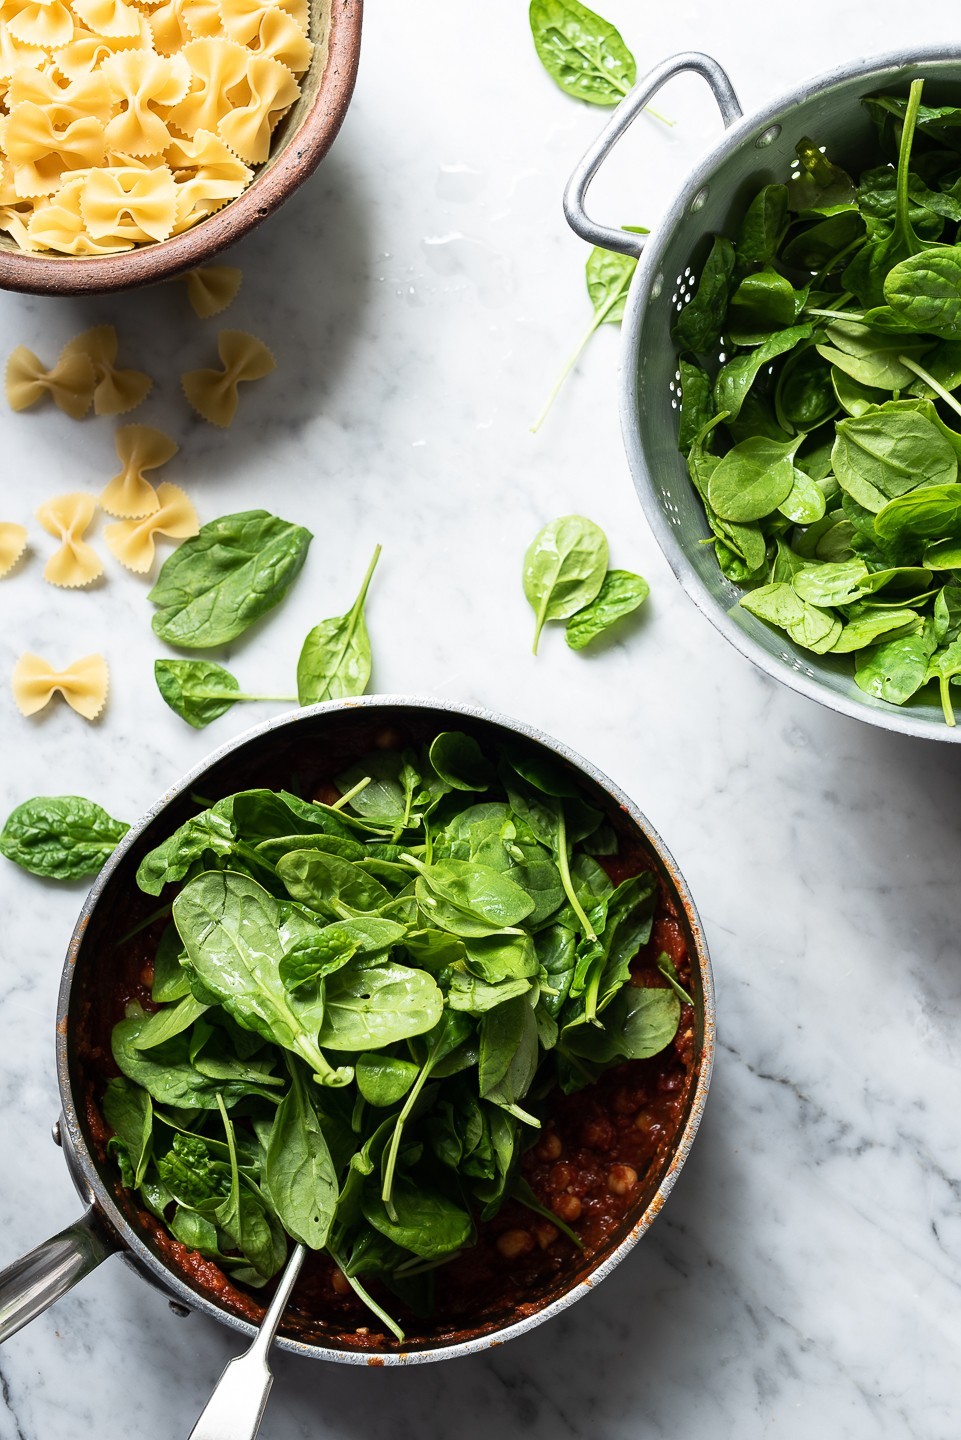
[[381, 1046, 438, 1217], [115, 901, 172, 945], [804, 305, 864, 322], [936, 674, 957, 727], [607, 71, 672, 126], [513, 1179, 583, 1249], [183, 689, 297, 703], [331, 776, 372, 811], [530, 288, 623, 434], [895, 355, 961, 419], [895, 80, 925, 253], [554, 804, 597, 941], [328, 1247, 405, 1342]]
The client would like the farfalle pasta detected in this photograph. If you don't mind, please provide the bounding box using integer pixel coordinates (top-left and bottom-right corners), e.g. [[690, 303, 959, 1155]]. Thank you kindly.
[[0, 520, 27, 576], [6, 342, 95, 416], [181, 262, 241, 317], [0, 0, 312, 253], [61, 324, 152, 414], [12, 651, 108, 719], [35, 489, 102, 586], [104, 480, 198, 570], [100, 422, 177, 516], [182, 327, 274, 426]]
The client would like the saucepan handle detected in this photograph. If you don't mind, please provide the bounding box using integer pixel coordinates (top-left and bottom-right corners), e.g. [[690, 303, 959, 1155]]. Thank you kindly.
[[0, 1208, 117, 1344], [564, 50, 743, 258]]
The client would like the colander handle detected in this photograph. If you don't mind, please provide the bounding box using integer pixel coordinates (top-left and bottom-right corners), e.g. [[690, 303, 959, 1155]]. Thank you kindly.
[[563, 51, 742, 257]]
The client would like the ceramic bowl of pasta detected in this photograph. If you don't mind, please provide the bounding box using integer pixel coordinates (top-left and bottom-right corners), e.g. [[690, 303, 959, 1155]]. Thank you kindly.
[[0, 0, 361, 292]]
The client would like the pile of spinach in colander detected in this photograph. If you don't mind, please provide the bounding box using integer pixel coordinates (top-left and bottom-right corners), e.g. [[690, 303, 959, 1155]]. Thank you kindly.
[[103, 731, 684, 1339], [675, 78, 961, 724]]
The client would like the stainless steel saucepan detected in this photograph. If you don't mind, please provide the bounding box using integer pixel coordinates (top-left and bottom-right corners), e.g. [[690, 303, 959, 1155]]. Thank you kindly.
[[565, 47, 961, 741], [0, 696, 714, 1368]]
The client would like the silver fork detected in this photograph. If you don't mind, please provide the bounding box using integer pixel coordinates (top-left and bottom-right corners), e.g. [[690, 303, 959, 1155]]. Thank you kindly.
[[187, 1243, 307, 1440]]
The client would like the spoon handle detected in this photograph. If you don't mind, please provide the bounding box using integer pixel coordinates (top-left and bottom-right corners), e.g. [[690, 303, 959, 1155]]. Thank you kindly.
[[188, 1243, 307, 1440]]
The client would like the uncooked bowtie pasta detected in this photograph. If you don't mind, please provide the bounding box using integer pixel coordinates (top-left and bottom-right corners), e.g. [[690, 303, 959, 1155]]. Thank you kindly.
[[0, 0, 312, 254]]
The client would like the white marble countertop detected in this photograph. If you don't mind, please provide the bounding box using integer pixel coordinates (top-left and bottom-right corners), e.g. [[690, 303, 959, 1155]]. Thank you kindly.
[[2, 3, 961, 1436]]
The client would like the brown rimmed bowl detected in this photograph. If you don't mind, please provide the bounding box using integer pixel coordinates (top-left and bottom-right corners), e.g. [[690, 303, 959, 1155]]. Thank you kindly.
[[0, 696, 714, 1364], [0, 0, 362, 295]]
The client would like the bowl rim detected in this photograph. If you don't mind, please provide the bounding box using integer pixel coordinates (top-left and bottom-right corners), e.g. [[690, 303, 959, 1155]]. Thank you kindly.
[[0, 0, 362, 295], [57, 693, 715, 1365], [619, 43, 961, 743]]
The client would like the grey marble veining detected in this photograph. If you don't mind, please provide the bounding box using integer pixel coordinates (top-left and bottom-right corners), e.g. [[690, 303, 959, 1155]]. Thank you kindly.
[[2, 2, 961, 1437]]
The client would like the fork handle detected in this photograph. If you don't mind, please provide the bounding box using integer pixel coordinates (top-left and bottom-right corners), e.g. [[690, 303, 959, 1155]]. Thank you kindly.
[[187, 1243, 306, 1440]]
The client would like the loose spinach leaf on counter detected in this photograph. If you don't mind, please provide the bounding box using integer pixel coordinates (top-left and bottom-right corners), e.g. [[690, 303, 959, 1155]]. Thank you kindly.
[[0, 795, 129, 879], [528, 0, 635, 106], [671, 76, 961, 723], [532, 228, 648, 432], [154, 659, 295, 729], [149, 510, 312, 649], [565, 569, 649, 649], [297, 545, 381, 705], [523, 515, 608, 653], [104, 730, 688, 1340]]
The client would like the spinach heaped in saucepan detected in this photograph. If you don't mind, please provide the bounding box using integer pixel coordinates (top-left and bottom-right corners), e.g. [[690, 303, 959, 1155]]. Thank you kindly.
[[674, 79, 961, 725], [105, 732, 683, 1340]]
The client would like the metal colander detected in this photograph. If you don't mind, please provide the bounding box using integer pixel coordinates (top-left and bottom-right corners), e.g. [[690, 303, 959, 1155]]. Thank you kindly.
[[565, 48, 961, 742]]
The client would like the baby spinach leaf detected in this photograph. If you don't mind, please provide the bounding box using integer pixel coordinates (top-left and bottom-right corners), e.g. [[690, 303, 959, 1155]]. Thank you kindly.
[[448, 973, 532, 1014], [707, 436, 799, 522], [728, 269, 808, 342], [565, 569, 649, 649], [149, 510, 312, 649], [528, 0, 635, 106], [154, 660, 295, 729], [296, 545, 381, 706], [874, 485, 961, 544], [172, 871, 351, 1087], [362, 1181, 473, 1259], [319, 960, 443, 1050], [830, 608, 921, 653], [777, 467, 827, 525], [792, 559, 869, 607], [854, 630, 936, 703], [277, 849, 395, 920], [279, 917, 405, 990], [413, 857, 536, 937], [740, 583, 842, 653], [264, 1063, 337, 1249], [775, 347, 839, 433], [523, 515, 609, 653], [885, 245, 961, 337], [562, 985, 680, 1064], [152, 924, 192, 1004], [355, 1053, 420, 1107], [833, 412, 957, 512], [713, 325, 812, 420], [678, 358, 713, 454], [785, 137, 856, 213], [112, 1014, 251, 1109], [428, 732, 494, 791], [130, 992, 210, 1050], [0, 795, 129, 880], [103, 1077, 153, 1188], [735, 184, 789, 269], [479, 994, 539, 1117], [463, 930, 539, 982], [673, 237, 736, 353]]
